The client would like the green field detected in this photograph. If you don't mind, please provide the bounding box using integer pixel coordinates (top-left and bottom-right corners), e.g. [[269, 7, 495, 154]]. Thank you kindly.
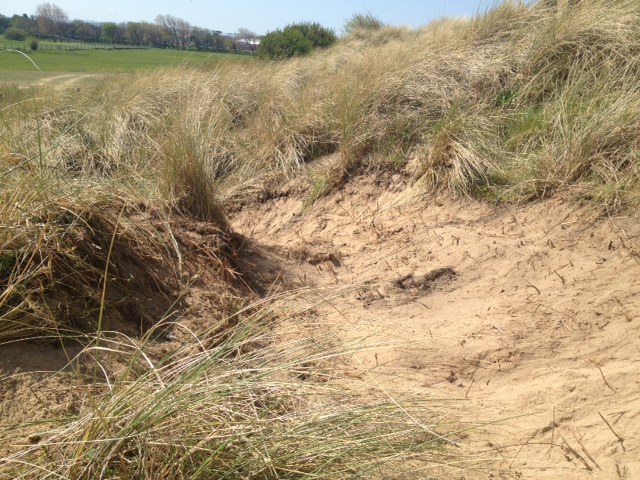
[[0, 47, 251, 85]]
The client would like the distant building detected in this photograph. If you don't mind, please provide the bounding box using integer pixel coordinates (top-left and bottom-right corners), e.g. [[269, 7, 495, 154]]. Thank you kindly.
[[235, 36, 261, 53]]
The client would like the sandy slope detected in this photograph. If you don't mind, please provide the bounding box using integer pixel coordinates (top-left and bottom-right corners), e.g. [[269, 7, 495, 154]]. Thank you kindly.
[[231, 177, 640, 479]]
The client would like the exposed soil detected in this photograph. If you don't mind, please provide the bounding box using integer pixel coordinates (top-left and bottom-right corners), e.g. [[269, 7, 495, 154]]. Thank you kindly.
[[0, 211, 251, 456], [231, 177, 640, 479]]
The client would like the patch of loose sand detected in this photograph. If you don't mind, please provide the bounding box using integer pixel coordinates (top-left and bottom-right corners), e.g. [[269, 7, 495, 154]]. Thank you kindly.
[[0, 72, 102, 89], [232, 177, 640, 479], [33, 73, 101, 89]]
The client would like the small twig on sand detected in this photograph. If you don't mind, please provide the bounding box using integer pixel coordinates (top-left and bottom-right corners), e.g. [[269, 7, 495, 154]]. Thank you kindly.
[[464, 378, 475, 398], [526, 281, 541, 295], [595, 364, 617, 393], [598, 412, 626, 451], [614, 297, 632, 322], [509, 439, 530, 468], [619, 228, 640, 264], [553, 270, 566, 286], [559, 434, 592, 471], [571, 429, 601, 470]]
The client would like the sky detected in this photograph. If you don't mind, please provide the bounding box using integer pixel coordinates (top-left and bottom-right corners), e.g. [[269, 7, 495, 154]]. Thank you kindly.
[[1, 0, 500, 35]]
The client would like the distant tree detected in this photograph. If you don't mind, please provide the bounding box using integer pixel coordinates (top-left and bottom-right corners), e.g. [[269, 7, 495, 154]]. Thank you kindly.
[[69, 19, 83, 38], [212, 31, 226, 50], [4, 27, 28, 41], [155, 14, 191, 49], [115, 22, 126, 44], [257, 22, 336, 60], [71, 20, 101, 42], [224, 36, 236, 52], [35, 3, 68, 41], [189, 27, 221, 50], [102, 22, 117, 45], [258, 28, 311, 59], [11, 14, 37, 35], [237, 27, 258, 54], [0, 14, 11, 33], [144, 22, 165, 47], [190, 26, 207, 50], [124, 21, 161, 47], [125, 21, 146, 45]]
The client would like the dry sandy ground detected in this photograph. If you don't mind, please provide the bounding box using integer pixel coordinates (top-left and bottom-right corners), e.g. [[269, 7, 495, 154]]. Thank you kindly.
[[232, 177, 640, 479], [0, 72, 101, 89], [34, 73, 100, 89]]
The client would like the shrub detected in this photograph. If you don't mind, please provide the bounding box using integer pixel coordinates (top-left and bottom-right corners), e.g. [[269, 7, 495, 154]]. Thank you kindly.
[[258, 22, 336, 59], [4, 27, 27, 41], [29, 37, 38, 50], [258, 28, 312, 59], [289, 21, 337, 48]]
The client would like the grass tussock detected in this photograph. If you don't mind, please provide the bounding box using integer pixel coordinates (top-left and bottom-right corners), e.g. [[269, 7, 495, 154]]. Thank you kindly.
[[0, 84, 240, 340], [1, 309, 464, 479]]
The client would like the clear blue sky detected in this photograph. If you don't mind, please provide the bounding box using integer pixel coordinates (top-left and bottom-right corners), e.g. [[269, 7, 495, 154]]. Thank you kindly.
[[3, 1, 500, 35]]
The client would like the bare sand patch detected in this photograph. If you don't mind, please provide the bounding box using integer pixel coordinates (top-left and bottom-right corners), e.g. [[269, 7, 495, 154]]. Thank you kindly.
[[232, 178, 640, 479]]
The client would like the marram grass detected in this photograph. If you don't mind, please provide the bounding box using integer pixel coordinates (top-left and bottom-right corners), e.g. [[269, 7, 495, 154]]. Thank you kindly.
[[3, 0, 639, 209], [1, 308, 470, 479]]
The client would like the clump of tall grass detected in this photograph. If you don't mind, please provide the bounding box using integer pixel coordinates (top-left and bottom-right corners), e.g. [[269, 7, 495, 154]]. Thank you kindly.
[[0, 76, 241, 341], [415, 106, 499, 194], [0, 171, 235, 341], [344, 13, 385, 34], [1, 306, 464, 479]]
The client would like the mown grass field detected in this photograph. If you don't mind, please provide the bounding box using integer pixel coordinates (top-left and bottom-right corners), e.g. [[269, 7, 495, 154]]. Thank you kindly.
[[0, 47, 251, 84]]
